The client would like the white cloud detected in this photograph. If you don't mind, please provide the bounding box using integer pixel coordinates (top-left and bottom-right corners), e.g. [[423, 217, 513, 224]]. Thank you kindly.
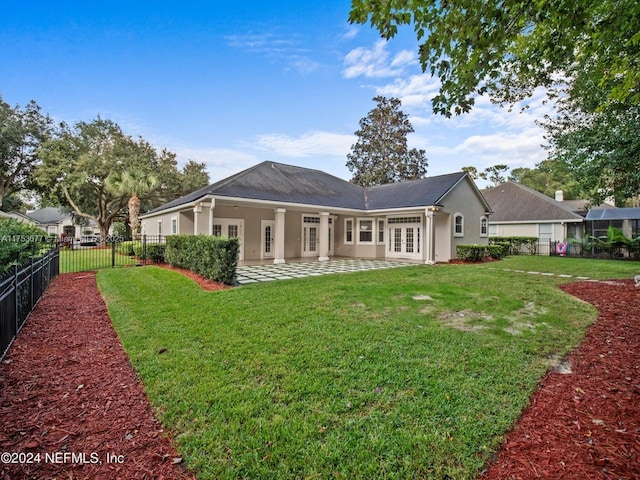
[[343, 40, 416, 79], [252, 130, 355, 158], [174, 147, 260, 182], [225, 31, 319, 75], [375, 74, 440, 109]]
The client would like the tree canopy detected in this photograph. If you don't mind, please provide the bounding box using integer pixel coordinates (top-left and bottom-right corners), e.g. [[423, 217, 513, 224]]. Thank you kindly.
[[36, 118, 186, 240], [346, 96, 428, 187], [349, 0, 640, 116], [0, 96, 53, 208]]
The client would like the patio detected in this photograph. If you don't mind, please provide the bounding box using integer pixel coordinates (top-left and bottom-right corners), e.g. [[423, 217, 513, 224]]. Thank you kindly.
[[236, 258, 416, 284]]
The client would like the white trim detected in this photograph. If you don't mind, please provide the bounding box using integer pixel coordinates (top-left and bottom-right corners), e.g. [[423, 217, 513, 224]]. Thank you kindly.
[[344, 218, 354, 245], [480, 216, 488, 237], [377, 218, 385, 244], [261, 220, 275, 260], [356, 218, 375, 245], [170, 216, 178, 235], [453, 212, 464, 237]]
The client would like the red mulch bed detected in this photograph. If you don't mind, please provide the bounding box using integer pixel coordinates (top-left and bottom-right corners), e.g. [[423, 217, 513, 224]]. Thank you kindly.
[[0, 272, 195, 480], [0, 271, 638, 479], [481, 279, 640, 480], [153, 263, 229, 291]]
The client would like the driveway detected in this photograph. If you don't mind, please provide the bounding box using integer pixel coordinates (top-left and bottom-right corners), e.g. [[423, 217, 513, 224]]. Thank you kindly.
[[236, 259, 416, 284]]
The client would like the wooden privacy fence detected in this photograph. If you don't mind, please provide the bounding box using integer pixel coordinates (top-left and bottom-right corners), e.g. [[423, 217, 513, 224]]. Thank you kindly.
[[0, 247, 59, 361]]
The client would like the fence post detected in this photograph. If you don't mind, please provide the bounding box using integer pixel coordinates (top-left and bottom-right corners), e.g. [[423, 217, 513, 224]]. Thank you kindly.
[[111, 239, 116, 268], [143, 235, 147, 266], [14, 262, 19, 336]]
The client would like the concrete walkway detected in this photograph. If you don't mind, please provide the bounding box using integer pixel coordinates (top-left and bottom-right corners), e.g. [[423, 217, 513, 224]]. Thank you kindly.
[[236, 259, 416, 285]]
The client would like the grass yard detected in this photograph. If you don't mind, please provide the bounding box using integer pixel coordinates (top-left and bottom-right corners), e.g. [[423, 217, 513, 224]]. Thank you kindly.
[[59, 247, 138, 273], [96, 258, 624, 479]]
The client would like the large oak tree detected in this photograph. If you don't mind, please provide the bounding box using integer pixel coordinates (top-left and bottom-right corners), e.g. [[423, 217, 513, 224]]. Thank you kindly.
[[36, 118, 181, 240], [347, 96, 428, 187], [0, 95, 52, 208]]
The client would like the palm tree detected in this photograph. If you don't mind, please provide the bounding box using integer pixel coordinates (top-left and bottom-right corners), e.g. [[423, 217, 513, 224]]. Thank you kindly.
[[107, 169, 159, 238]]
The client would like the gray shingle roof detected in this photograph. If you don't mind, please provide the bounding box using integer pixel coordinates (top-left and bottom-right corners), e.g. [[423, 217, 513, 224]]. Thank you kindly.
[[25, 207, 70, 224], [482, 182, 583, 222], [144, 161, 474, 215]]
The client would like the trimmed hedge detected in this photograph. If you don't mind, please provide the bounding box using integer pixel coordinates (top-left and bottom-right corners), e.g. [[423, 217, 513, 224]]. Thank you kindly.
[[456, 244, 505, 262], [133, 243, 166, 263], [488, 236, 538, 255], [165, 235, 239, 285]]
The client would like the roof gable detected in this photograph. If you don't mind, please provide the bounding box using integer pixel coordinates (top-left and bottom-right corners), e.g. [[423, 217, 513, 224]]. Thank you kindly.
[[144, 161, 474, 215], [482, 182, 583, 222], [365, 171, 470, 209]]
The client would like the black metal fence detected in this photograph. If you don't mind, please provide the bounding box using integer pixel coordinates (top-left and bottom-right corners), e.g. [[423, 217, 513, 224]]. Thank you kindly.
[[57, 235, 166, 273], [0, 247, 59, 361], [549, 240, 640, 260]]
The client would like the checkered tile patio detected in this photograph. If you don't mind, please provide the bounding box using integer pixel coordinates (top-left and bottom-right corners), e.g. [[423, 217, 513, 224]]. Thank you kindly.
[[236, 259, 416, 285]]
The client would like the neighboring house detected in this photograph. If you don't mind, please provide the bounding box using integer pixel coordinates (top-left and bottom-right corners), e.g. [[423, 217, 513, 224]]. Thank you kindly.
[[0, 210, 36, 225], [482, 182, 585, 243], [140, 161, 492, 264], [585, 208, 640, 239], [21, 207, 99, 238]]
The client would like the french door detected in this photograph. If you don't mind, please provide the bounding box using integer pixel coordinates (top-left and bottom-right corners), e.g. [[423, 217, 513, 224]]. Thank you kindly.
[[387, 222, 422, 259]]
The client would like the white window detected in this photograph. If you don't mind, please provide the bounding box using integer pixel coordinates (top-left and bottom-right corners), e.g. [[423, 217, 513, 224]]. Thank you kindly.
[[213, 224, 222, 236], [454, 213, 464, 237], [357, 219, 374, 244], [157, 220, 163, 235], [539, 223, 552, 241], [480, 217, 488, 237], [345, 218, 354, 244], [378, 219, 385, 244], [171, 217, 178, 235]]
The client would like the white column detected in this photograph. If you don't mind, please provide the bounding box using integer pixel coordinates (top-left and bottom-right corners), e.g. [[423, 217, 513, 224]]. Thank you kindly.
[[425, 208, 437, 265], [208, 199, 216, 235], [318, 212, 330, 261], [274, 208, 286, 264], [193, 202, 201, 235]]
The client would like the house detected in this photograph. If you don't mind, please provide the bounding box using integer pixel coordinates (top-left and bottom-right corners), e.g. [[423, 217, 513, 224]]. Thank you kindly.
[[481, 182, 585, 242], [21, 207, 101, 238], [140, 161, 492, 264], [0, 210, 36, 225]]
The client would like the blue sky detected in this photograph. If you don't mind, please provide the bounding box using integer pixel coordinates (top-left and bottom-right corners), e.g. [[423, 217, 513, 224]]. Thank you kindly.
[[0, 1, 552, 187]]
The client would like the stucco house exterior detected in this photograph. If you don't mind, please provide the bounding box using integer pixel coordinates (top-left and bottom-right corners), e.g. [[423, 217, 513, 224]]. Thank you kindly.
[[482, 182, 586, 243], [140, 161, 492, 264]]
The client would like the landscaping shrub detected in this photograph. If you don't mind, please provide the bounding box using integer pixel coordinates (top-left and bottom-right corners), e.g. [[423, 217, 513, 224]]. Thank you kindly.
[[489, 236, 538, 255], [456, 244, 504, 262], [165, 235, 239, 285], [0, 219, 50, 273], [456, 244, 487, 262], [486, 244, 504, 259], [132, 243, 166, 263], [117, 241, 140, 256]]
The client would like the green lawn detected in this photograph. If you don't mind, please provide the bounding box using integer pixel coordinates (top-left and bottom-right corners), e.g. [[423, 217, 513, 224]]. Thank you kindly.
[[96, 258, 629, 479], [59, 247, 138, 273]]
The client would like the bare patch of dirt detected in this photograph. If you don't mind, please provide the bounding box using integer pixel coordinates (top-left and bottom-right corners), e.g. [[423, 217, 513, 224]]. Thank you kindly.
[[0, 272, 195, 480], [438, 309, 493, 332]]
